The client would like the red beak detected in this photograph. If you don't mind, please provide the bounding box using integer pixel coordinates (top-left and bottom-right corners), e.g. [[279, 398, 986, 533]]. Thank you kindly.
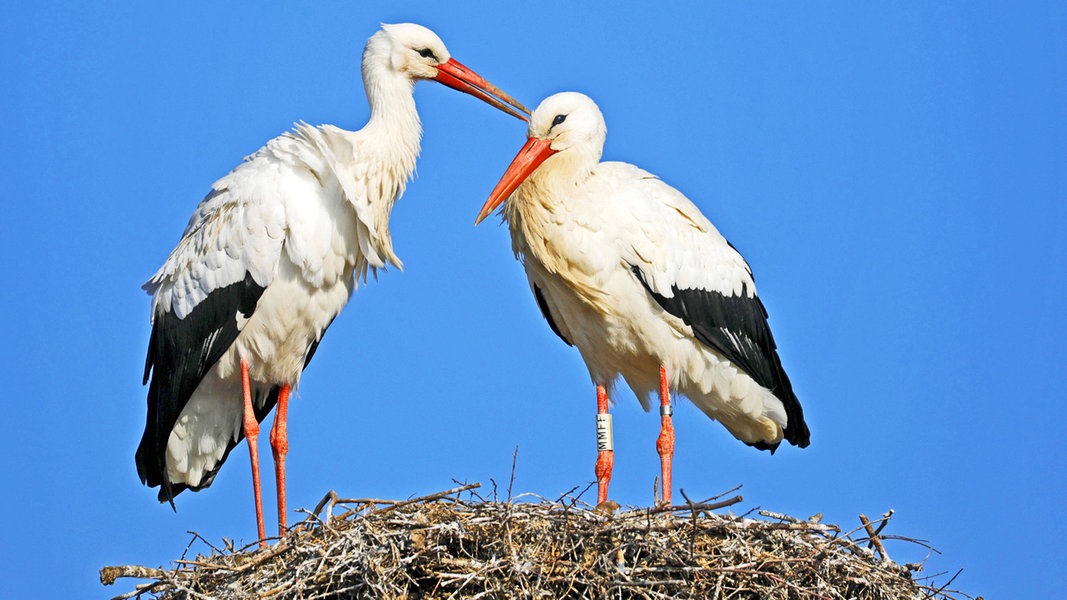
[[435, 58, 530, 121], [475, 137, 556, 225]]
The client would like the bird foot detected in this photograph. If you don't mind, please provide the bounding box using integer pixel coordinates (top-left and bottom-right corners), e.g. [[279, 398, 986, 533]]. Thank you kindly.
[[594, 499, 620, 516]]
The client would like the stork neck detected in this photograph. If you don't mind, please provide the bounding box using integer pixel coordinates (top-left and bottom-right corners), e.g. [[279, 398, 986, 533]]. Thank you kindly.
[[529, 148, 598, 196], [362, 68, 423, 167]]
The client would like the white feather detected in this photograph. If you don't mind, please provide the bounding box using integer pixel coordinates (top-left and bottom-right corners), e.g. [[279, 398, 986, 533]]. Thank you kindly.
[[145, 23, 443, 489], [499, 92, 791, 447]]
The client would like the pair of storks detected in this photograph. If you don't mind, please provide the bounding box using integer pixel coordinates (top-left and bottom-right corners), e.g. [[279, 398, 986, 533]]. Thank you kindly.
[[137, 23, 809, 545]]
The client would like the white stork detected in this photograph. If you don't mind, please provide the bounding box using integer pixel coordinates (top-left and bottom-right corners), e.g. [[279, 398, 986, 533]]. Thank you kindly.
[[137, 23, 529, 546], [475, 92, 808, 506]]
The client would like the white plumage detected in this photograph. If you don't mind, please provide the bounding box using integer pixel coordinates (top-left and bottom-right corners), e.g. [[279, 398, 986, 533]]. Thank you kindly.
[[476, 92, 808, 505], [137, 23, 527, 544]]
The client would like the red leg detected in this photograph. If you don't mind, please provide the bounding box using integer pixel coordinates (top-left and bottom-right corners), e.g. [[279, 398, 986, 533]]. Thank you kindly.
[[656, 366, 675, 505], [241, 360, 267, 548], [595, 385, 614, 504], [269, 384, 291, 537]]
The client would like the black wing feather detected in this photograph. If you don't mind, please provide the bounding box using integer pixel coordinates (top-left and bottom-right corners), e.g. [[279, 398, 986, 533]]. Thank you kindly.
[[183, 317, 335, 495], [534, 284, 572, 346], [136, 271, 266, 504], [138, 299, 336, 504], [631, 265, 809, 449]]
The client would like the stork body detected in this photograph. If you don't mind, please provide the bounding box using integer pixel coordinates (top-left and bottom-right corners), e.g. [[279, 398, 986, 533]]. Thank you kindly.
[[137, 23, 528, 545], [476, 92, 808, 505]]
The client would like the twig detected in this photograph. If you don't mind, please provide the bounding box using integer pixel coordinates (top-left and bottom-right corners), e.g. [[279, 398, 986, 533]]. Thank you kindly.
[[872, 509, 894, 537], [108, 581, 164, 600], [860, 513, 891, 562], [554, 484, 584, 505], [180, 531, 218, 561], [704, 484, 744, 503], [639, 494, 744, 516], [231, 537, 294, 573], [928, 568, 964, 598], [507, 446, 519, 503], [371, 482, 482, 515], [315, 483, 483, 519]]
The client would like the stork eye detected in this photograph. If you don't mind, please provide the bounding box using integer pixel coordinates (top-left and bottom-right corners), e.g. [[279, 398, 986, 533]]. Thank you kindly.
[[417, 48, 438, 60], [552, 114, 567, 127]]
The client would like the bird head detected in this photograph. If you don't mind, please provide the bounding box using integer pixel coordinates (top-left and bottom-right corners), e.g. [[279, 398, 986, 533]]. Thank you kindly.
[[475, 92, 606, 225], [368, 23, 530, 121], [526, 92, 607, 156]]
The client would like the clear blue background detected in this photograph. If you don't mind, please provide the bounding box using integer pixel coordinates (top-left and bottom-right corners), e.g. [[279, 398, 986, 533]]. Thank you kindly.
[[2, 2, 1064, 597]]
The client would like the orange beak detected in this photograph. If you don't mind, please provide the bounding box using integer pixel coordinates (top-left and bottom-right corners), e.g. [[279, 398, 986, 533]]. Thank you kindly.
[[475, 137, 556, 225], [435, 58, 530, 121]]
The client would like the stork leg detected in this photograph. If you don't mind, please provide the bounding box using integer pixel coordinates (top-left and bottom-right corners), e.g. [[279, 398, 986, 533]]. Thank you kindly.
[[269, 384, 291, 537], [656, 366, 675, 505], [241, 360, 267, 548], [595, 385, 614, 504]]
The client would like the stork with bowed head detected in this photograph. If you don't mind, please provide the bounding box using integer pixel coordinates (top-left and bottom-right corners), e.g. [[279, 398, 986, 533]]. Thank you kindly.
[[137, 23, 529, 547], [475, 92, 808, 506]]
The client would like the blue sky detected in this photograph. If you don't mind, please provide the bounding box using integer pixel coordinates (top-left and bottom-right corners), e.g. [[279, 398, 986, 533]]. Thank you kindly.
[[2, 2, 1064, 597]]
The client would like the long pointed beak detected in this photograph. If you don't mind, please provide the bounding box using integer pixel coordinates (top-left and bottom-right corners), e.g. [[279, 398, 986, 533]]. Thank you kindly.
[[435, 58, 531, 121], [475, 137, 556, 225]]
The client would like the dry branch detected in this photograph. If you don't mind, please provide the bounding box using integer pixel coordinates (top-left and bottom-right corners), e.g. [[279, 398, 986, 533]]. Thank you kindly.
[[103, 483, 975, 599]]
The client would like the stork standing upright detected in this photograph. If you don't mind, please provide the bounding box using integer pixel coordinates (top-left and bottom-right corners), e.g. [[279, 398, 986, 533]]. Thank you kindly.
[[475, 92, 808, 506], [137, 23, 529, 546]]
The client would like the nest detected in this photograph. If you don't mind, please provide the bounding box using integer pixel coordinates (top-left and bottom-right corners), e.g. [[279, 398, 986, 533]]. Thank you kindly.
[[102, 483, 976, 599]]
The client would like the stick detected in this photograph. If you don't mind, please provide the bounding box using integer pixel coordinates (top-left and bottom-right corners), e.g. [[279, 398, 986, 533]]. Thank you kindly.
[[311, 489, 339, 518], [759, 509, 803, 524], [338, 482, 482, 509], [229, 537, 293, 573], [311, 483, 483, 521], [638, 494, 743, 516], [859, 513, 890, 562], [872, 509, 894, 537], [99, 565, 167, 585], [929, 568, 964, 597]]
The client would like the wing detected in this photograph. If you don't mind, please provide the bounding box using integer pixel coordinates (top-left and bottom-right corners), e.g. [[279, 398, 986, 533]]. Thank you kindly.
[[137, 162, 288, 501], [138, 121, 401, 501], [136, 272, 266, 501], [533, 283, 573, 346], [159, 321, 333, 501], [290, 123, 405, 281], [616, 166, 809, 447]]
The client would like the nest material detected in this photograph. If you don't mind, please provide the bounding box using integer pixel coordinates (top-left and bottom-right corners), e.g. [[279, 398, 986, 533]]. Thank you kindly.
[[102, 483, 974, 599]]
